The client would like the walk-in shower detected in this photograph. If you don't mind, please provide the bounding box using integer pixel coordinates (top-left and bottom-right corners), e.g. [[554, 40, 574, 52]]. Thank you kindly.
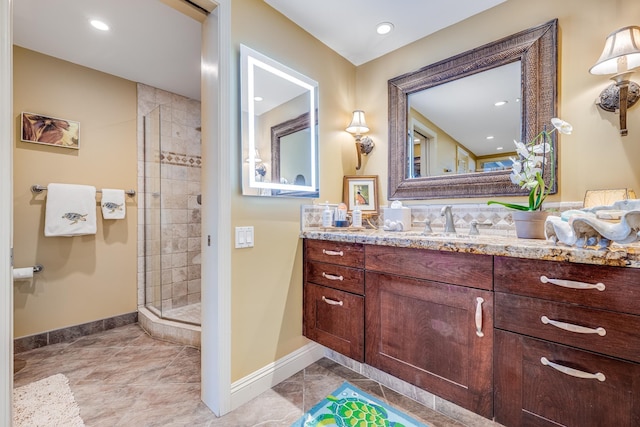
[[137, 84, 202, 333]]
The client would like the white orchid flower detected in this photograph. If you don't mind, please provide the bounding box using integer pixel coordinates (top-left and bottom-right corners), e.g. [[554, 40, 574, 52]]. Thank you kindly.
[[489, 118, 572, 212], [532, 142, 551, 154], [551, 118, 573, 135], [514, 141, 529, 157], [511, 160, 522, 174]]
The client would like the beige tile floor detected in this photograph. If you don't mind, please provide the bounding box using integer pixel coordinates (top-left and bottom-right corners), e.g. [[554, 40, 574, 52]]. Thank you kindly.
[[14, 324, 466, 427]]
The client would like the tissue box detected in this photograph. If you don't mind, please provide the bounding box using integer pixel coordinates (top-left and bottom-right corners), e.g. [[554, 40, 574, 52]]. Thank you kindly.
[[382, 207, 412, 230]]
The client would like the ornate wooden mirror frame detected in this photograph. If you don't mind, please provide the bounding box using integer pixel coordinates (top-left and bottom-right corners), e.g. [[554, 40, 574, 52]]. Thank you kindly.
[[388, 19, 558, 200]]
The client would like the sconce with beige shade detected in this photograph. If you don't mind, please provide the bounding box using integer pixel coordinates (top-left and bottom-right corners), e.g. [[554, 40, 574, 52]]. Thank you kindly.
[[590, 25, 640, 136], [346, 110, 375, 170]]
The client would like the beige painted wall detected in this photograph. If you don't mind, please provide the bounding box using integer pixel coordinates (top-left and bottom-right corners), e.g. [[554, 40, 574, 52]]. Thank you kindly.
[[13, 47, 138, 338], [228, 0, 640, 382], [356, 0, 640, 206], [10, 0, 640, 387], [230, 0, 355, 380]]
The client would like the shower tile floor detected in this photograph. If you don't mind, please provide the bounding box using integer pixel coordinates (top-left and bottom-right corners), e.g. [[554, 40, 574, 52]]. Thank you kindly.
[[13, 324, 484, 427], [163, 302, 201, 325]]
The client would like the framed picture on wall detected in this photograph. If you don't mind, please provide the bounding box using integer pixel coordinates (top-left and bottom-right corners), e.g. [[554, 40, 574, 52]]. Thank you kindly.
[[21, 112, 80, 150], [343, 175, 379, 215]]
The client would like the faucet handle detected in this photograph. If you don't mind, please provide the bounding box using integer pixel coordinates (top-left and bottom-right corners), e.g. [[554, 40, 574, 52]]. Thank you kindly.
[[469, 220, 480, 236], [422, 219, 433, 234]]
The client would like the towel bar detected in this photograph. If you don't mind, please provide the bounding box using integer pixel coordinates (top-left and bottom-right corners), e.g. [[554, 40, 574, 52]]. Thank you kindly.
[[31, 185, 136, 197]]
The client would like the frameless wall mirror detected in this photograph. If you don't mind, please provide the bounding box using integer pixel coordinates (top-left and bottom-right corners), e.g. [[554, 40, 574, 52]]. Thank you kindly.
[[388, 19, 558, 200], [240, 44, 319, 197]]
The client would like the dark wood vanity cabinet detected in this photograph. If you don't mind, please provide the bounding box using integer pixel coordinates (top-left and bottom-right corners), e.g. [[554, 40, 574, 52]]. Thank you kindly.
[[365, 246, 494, 418], [303, 239, 365, 361], [303, 238, 640, 425], [494, 256, 640, 426]]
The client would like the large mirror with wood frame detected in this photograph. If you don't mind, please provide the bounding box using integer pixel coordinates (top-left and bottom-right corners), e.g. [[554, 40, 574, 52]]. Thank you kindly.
[[388, 19, 558, 200]]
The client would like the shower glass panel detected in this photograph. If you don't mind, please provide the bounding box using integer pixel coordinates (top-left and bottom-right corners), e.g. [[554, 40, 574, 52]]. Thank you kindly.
[[144, 105, 163, 317], [143, 101, 202, 326]]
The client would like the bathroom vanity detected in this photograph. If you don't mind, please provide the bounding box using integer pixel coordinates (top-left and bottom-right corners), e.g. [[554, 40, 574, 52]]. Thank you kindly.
[[301, 230, 640, 426]]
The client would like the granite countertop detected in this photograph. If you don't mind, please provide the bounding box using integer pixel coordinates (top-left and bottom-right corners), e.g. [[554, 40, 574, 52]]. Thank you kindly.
[[300, 228, 640, 269]]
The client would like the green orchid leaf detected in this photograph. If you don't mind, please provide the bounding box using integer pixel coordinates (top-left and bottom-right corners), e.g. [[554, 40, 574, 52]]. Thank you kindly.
[[487, 201, 533, 211]]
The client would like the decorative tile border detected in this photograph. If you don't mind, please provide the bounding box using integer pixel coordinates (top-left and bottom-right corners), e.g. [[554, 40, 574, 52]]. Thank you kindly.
[[14, 311, 138, 353], [160, 150, 202, 168]]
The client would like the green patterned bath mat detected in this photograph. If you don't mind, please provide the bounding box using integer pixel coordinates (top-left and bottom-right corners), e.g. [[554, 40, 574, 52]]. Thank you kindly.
[[292, 382, 428, 427]]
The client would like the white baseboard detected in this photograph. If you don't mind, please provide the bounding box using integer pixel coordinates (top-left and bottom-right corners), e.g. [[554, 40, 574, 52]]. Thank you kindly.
[[230, 341, 324, 411]]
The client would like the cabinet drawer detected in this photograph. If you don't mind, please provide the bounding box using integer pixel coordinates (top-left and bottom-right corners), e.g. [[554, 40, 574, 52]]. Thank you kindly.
[[495, 256, 640, 315], [305, 260, 364, 294], [495, 330, 640, 427], [305, 239, 364, 268], [365, 245, 493, 290], [303, 283, 364, 362], [495, 292, 640, 363]]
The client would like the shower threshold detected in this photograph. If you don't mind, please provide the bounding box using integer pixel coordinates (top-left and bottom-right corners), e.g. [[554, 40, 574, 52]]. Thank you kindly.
[[138, 306, 201, 348]]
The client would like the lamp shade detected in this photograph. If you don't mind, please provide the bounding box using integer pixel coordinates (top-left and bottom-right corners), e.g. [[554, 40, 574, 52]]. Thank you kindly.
[[346, 110, 370, 134], [590, 26, 640, 75]]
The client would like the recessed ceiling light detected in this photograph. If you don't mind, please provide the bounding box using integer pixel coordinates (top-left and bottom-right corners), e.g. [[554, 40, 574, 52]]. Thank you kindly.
[[486, 136, 495, 140], [376, 22, 394, 35], [496, 146, 504, 150], [494, 100, 508, 107], [254, 96, 263, 102], [90, 19, 109, 31]]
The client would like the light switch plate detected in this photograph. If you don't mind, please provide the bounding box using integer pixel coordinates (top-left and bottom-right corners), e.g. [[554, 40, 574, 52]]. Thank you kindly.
[[235, 226, 254, 248]]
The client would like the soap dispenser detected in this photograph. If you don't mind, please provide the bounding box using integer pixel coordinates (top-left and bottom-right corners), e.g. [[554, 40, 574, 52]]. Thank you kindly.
[[322, 202, 333, 228], [351, 201, 362, 228]]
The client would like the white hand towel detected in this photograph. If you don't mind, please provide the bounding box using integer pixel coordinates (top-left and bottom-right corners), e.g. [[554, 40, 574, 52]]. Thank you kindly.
[[100, 189, 126, 219], [44, 184, 97, 237]]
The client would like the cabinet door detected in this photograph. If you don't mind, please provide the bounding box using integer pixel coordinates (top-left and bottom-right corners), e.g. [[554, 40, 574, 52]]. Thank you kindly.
[[304, 283, 364, 362], [365, 272, 493, 418], [495, 330, 640, 427]]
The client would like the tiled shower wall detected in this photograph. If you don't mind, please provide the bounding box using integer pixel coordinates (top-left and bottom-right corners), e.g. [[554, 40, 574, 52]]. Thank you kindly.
[[137, 83, 201, 315]]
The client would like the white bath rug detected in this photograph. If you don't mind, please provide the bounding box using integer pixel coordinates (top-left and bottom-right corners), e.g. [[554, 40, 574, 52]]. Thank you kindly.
[[14, 373, 85, 427]]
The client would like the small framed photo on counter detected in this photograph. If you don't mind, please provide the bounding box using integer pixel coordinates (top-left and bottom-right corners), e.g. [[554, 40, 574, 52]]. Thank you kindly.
[[343, 175, 379, 215]]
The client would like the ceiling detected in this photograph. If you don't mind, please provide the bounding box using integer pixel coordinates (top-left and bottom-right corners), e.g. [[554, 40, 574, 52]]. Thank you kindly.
[[14, 0, 506, 100], [14, 0, 514, 157], [13, 0, 203, 100], [265, 0, 506, 66]]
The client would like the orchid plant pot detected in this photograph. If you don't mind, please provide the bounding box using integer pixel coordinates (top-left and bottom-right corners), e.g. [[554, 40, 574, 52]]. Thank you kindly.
[[511, 210, 549, 239]]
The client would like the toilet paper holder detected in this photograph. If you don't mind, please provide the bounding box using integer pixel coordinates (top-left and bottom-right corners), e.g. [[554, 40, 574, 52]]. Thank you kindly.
[[15, 264, 44, 273]]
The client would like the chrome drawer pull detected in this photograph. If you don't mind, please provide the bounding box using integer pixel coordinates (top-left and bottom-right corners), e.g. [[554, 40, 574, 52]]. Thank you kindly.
[[540, 357, 606, 382], [322, 296, 344, 306], [541, 316, 606, 336], [322, 249, 344, 257], [540, 275, 605, 291], [322, 272, 344, 281], [475, 297, 485, 337]]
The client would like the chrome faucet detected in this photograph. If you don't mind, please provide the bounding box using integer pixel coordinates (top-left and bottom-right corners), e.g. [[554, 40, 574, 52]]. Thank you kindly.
[[441, 205, 456, 234]]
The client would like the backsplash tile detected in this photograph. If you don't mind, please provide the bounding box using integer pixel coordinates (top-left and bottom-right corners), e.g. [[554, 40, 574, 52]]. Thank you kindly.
[[301, 201, 583, 234]]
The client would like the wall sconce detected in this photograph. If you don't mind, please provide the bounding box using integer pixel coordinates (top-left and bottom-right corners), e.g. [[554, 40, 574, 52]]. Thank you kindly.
[[346, 110, 375, 170], [590, 25, 640, 136]]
